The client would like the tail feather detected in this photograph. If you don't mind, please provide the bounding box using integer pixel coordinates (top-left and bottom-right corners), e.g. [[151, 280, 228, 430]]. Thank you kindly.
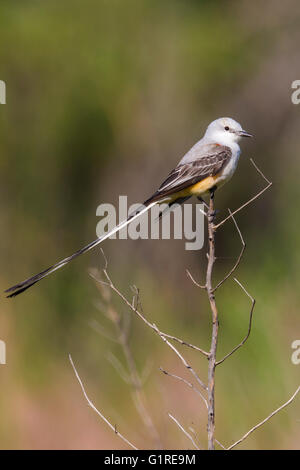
[[158, 196, 191, 220], [5, 202, 157, 297]]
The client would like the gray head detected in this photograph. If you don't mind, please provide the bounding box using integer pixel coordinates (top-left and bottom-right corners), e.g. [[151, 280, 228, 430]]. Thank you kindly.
[[204, 117, 252, 146]]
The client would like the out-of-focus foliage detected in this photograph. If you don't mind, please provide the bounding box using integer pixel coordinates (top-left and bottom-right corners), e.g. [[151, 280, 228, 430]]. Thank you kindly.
[[0, 0, 299, 449]]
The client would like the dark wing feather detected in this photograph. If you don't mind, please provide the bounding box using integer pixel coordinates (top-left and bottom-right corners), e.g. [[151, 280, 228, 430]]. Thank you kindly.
[[144, 145, 231, 204]]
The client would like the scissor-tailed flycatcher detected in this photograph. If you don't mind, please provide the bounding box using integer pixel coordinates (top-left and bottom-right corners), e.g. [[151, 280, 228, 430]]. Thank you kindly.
[[6, 117, 252, 297]]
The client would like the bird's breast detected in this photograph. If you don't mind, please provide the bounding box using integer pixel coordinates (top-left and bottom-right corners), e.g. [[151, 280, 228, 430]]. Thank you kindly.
[[216, 149, 240, 184]]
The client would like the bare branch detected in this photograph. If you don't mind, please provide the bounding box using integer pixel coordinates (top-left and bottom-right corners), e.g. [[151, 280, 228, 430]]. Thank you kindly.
[[212, 210, 245, 292], [188, 426, 204, 449], [168, 413, 201, 450], [151, 322, 207, 391], [215, 439, 227, 450], [216, 278, 255, 366], [213, 159, 272, 230], [93, 267, 209, 359], [69, 354, 138, 450], [206, 192, 219, 450], [159, 367, 208, 408], [89, 271, 110, 287], [227, 386, 300, 450], [186, 269, 206, 290], [100, 247, 108, 270], [158, 331, 209, 358], [93, 258, 208, 391], [161, 365, 225, 450]]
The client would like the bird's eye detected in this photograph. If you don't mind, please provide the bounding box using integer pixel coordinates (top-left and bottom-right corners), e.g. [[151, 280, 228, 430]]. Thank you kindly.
[[224, 126, 229, 131]]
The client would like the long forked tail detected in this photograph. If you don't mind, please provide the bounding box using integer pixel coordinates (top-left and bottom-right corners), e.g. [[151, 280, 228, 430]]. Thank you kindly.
[[5, 202, 157, 298]]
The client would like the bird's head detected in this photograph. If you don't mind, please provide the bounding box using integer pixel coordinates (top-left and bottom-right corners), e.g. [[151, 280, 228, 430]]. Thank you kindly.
[[204, 117, 252, 146]]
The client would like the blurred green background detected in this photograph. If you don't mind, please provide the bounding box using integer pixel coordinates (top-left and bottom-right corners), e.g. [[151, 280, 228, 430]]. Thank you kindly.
[[0, 0, 299, 449]]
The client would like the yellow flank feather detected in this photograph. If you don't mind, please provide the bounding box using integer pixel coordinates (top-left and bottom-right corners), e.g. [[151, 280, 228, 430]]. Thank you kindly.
[[168, 175, 220, 201], [188, 175, 219, 195]]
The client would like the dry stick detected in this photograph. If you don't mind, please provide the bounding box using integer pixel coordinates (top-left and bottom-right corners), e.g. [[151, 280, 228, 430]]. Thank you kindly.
[[69, 354, 138, 450], [186, 269, 207, 290], [215, 439, 227, 450], [160, 367, 208, 408], [168, 413, 201, 450], [132, 283, 209, 357], [206, 192, 219, 451], [92, 262, 209, 359], [204, 159, 272, 448], [160, 367, 226, 449], [189, 426, 204, 449], [212, 209, 245, 293], [216, 278, 255, 366], [227, 386, 300, 450], [213, 158, 272, 230], [158, 330, 209, 357], [96, 259, 210, 437], [95, 260, 208, 393]]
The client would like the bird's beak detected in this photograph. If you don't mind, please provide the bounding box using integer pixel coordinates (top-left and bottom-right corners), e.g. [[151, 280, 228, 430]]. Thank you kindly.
[[238, 129, 253, 138]]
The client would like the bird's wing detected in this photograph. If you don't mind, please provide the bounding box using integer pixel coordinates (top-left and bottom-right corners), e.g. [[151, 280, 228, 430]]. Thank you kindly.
[[145, 144, 232, 203]]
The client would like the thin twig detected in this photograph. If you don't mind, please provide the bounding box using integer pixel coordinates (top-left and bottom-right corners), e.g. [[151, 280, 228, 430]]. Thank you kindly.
[[188, 426, 204, 449], [216, 278, 255, 366], [212, 210, 245, 292], [168, 413, 200, 450], [92, 263, 208, 391], [160, 365, 225, 449], [159, 367, 208, 408], [91, 269, 209, 359], [158, 331, 209, 357], [215, 439, 227, 450], [151, 321, 207, 391], [186, 269, 206, 290], [213, 159, 272, 230], [69, 354, 138, 450], [227, 386, 300, 450]]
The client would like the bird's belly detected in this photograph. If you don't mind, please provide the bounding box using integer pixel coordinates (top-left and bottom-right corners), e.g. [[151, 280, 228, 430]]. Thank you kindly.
[[189, 175, 219, 195]]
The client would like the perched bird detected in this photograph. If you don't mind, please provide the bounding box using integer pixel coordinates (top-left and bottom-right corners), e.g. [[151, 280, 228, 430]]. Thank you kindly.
[[6, 117, 252, 297]]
